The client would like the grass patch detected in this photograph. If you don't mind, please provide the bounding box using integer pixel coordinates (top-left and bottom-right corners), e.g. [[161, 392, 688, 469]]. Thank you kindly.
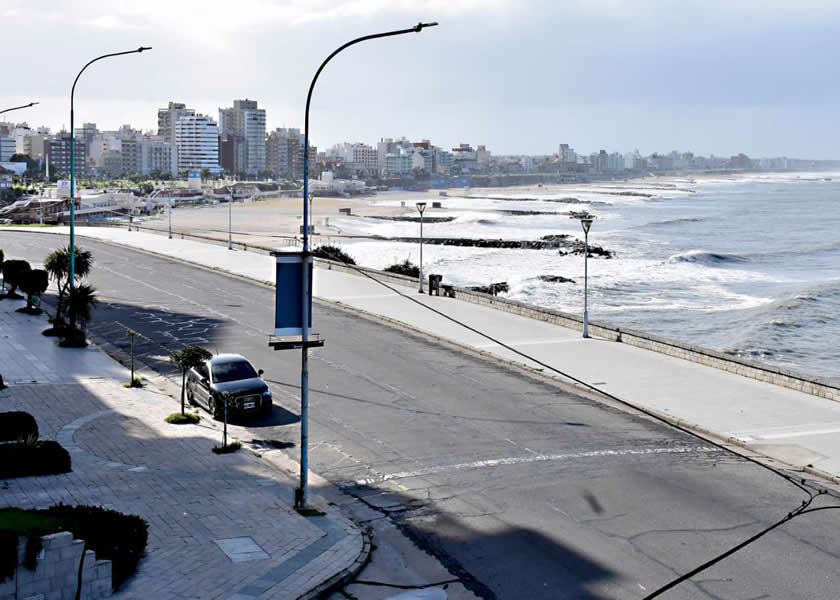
[[295, 507, 327, 517], [211, 441, 241, 454], [164, 412, 200, 425], [123, 377, 144, 388]]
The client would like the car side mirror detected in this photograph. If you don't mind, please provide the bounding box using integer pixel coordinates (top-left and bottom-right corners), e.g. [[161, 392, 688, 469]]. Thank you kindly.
[[258, 369, 264, 376]]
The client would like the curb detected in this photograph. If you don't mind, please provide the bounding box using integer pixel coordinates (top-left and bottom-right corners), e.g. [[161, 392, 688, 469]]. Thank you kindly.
[[299, 528, 373, 600]]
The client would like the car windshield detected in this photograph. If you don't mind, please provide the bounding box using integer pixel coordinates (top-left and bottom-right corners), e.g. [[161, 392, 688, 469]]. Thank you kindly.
[[212, 360, 258, 383]]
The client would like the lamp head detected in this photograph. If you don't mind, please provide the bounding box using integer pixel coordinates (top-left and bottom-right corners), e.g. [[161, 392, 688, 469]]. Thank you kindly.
[[416, 201, 427, 214], [413, 22, 439, 32], [580, 217, 593, 234], [137, 46, 152, 52]]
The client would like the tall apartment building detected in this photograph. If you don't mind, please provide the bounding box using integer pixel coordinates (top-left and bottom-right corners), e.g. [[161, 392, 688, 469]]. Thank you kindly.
[[175, 114, 220, 173], [44, 133, 86, 177], [266, 128, 301, 179], [219, 99, 266, 175], [140, 136, 178, 176], [0, 135, 15, 161], [158, 102, 195, 145]]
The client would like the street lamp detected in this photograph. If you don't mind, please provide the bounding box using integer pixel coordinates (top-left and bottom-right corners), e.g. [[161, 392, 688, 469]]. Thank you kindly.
[[228, 193, 233, 250], [69, 47, 150, 293], [168, 198, 173, 239], [416, 201, 426, 292], [0, 102, 39, 115], [295, 21, 438, 509], [580, 216, 594, 338]]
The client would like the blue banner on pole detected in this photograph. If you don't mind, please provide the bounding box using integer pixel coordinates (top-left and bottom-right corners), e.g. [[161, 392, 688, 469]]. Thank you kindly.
[[274, 252, 312, 336]]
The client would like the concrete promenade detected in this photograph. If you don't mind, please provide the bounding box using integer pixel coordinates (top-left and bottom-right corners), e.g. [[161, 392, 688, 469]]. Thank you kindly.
[[0, 295, 369, 599], [8, 225, 840, 484]]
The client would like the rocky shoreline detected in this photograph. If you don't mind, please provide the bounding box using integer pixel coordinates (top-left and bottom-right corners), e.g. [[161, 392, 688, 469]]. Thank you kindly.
[[380, 234, 614, 257]]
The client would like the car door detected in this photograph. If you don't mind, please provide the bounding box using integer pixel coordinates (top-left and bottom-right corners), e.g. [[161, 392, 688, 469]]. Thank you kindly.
[[194, 363, 212, 408]]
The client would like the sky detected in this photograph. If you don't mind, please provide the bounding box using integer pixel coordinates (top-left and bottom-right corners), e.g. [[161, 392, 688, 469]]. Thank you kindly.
[[3, 0, 840, 159]]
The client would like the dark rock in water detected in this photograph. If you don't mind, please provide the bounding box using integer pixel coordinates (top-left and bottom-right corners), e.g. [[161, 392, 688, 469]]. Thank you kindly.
[[386, 235, 614, 255], [367, 215, 456, 223], [557, 241, 614, 258], [468, 282, 509, 296], [539, 275, 576, 284]]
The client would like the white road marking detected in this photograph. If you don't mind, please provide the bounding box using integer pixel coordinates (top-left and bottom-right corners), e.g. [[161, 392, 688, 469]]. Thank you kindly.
[[339, 445, 718, 487]]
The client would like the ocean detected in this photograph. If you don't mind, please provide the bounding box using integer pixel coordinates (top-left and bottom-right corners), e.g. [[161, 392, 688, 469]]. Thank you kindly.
[[331, 173, 840, 382]]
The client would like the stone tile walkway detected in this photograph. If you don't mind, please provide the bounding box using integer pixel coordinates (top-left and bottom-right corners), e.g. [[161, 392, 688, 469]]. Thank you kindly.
[[0, 296, 366, 599]]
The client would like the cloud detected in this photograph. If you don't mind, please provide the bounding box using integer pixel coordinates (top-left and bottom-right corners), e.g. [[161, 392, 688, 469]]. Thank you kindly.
[[82, 15, 140, 30]]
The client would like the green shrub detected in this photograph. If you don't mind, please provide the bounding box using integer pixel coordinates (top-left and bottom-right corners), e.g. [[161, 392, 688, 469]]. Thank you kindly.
[[0, 505, 148, 590], [164, 412, 200, 425], [312, 245, 356, 265], [1, 259, 30, 296], [212, 441, 241, 454], [0, 440, 71, 478], [58, 328, 87, 347], [383, 259, 419, 278], [19, 268, 48, 311], [0, 411, 39, 442]]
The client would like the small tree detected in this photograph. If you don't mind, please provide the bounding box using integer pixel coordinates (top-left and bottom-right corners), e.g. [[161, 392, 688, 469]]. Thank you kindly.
[[66, 283, 98, 329], [19, 269, 48, 312], [44, 245, 93, 326], [383, 259, 419, 278], [2, 259, 31, 298], [169, 346, 212, 415]]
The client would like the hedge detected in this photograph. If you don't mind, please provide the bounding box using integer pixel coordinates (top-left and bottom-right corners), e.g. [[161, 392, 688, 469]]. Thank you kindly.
[[0, 504, 148, 589], [0, 440, 71, 478], [0, 411, 39, 442]]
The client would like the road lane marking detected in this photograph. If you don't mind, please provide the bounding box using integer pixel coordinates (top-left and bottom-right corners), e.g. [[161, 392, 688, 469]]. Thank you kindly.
[[338, 445, 718, 488]]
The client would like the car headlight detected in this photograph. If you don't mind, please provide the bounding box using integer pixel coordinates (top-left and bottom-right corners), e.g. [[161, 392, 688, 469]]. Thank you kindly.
[[262, 388, 272, 397]]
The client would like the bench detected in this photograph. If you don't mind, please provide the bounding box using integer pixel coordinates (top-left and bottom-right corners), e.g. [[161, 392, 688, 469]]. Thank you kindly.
[[441, 284, 455, 298]]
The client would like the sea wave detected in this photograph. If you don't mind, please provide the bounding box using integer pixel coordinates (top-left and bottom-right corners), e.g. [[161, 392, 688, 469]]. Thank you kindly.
[[668, 250, 749, 265], [646, 217, 705, 226]]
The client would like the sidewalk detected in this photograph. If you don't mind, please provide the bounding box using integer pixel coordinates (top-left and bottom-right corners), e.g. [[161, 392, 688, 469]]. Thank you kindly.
[[9, 225, 840, 483], [0, 295, 369, 599]]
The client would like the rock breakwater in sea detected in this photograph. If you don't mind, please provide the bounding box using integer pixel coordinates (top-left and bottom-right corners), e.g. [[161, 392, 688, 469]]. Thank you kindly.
[[379, 234, 614, 257]]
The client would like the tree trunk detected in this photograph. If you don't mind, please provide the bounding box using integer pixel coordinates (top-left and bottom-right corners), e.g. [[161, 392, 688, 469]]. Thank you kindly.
[[181, 371, 186, 415]]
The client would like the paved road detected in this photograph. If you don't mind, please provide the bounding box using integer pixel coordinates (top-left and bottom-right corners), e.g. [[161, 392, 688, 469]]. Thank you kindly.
[[6, 231, 840, 600]]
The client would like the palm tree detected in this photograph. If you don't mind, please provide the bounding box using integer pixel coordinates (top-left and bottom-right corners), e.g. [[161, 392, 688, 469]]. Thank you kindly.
[[66, 283, 98, 328], [44, 245, 93, 326]]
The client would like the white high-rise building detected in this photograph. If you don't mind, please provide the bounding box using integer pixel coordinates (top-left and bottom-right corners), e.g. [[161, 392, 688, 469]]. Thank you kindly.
[[218, 99, 266, 175], [140, 136, 178, 176], [158, 102, 195, 146], [175, 114, 220, 174]]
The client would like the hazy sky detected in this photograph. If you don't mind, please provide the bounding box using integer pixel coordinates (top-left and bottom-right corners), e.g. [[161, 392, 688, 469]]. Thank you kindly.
[[3, 0, 839, 158]]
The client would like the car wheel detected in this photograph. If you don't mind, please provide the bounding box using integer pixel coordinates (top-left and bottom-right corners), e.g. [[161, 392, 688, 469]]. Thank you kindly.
[[208, 396, 222, 420]]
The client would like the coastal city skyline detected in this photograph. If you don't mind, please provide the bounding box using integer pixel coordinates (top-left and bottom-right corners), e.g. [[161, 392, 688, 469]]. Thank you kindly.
[[4, 0, 840, 158]]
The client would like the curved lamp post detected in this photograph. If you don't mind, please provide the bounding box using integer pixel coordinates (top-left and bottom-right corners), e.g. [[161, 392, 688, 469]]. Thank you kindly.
[[580, 216, 593, 338], [69, 47, 151, 292], [416, 201, 426, 292], [296, 21, 437, 509], [0, 102, 39, 115]]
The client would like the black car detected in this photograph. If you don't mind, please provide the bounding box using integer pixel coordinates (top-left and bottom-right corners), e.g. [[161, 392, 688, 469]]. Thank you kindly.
[[187, 354, 272, 419]]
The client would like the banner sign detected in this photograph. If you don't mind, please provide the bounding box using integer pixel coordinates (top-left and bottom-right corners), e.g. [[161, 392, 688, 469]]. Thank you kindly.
[[274, 251, 312, 336]]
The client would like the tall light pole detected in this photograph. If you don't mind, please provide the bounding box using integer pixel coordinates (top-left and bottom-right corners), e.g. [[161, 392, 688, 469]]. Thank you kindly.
[[416, 201, 426, 292], [0, 102, 39, 115], [580, 216, 593, 338], [168, 198, 173, 239], [296, 21, 438, 509], [228, 194, 233, 250], [69, 47, 150, 293]]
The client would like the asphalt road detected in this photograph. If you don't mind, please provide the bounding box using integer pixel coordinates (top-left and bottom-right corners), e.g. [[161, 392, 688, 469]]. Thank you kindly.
[[5, 230, 840, 600]]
